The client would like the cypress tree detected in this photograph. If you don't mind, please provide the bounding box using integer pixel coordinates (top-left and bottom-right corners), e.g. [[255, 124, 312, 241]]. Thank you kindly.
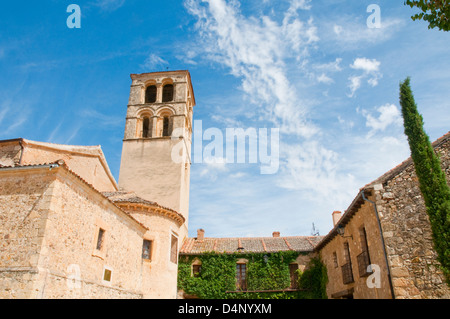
[[399, 77, 450, 285]]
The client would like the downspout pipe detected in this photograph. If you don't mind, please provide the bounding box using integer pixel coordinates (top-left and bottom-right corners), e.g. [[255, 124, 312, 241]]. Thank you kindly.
[[361, 189, 396, 299]]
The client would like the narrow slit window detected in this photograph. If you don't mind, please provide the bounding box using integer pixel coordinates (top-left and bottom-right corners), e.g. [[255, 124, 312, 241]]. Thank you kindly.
[[236, 263, 247, 291], [142, 239, 152, 260], [170, 235, 178, 264], [333, 252, 339, 268], [344, 242, 351, 264], [145, 85, 157, 103], [342, 242, 354, 284], [357, 227, 372, 277], [289, 264, 299, 289], [96, 228, 105, 251]]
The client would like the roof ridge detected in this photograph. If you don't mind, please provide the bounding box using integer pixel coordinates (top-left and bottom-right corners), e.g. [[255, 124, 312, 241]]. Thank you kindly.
[[283, 238, 293, 250], [305, 237, 316, 249], [364, 130, 450, 188], [261, 239, 267, 252]]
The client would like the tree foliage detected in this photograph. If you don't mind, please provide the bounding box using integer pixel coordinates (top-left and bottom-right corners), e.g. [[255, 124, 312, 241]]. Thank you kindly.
[[399, 77, 450, 285], [405, 0, 450, 31], [297, 257, 328, 299]]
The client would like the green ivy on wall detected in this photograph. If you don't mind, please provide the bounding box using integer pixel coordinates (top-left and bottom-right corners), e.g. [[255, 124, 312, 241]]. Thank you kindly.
[[177, 252, 328, 299]]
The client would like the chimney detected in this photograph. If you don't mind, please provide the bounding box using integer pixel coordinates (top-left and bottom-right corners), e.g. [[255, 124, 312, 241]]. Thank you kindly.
[[197, 229, 205, 241], [332, 211, 342, 227], [272, 231, 280, 238]]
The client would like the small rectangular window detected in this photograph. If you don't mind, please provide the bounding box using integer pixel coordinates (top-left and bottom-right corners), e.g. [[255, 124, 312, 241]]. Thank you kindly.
[[103, 268, 112, 282], [192, 265, 202, 277], [333, 252, 339, 268], [170, 235, 178, 264], [142, 239, 153, 260], [96, 228, 105, 251]]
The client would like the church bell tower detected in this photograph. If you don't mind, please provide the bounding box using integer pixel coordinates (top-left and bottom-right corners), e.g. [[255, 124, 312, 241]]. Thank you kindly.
[[118, 70, 195, 237]]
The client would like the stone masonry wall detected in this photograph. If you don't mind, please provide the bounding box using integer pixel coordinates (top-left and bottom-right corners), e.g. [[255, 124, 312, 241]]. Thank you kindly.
[[36, 168, 146, 298], [21, 145, 116, 192], [124, 208, 181, 299], [319, 194, 393, 299], [376, 137, 450, 299], [0, 166, 146, 298], [0, 169, 54, 298]]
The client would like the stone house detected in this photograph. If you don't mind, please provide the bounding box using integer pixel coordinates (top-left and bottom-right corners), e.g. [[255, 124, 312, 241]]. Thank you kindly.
[[177, 229, 323, 298], [316, 132, 450, 299], [0, 70, 195, 299]]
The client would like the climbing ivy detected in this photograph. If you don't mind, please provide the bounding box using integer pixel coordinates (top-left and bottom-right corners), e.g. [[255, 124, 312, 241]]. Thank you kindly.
[[297, 257, 329, 299], [177, 252, 328, 299]]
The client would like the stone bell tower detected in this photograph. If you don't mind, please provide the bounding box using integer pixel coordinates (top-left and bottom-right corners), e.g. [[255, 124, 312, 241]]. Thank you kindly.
[[118, 70, 195, 237]]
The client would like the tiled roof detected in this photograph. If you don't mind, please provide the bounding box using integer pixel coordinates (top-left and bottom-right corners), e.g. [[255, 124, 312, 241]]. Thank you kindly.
[[180, 236, 323, 255], [102, 190, 186, 226]]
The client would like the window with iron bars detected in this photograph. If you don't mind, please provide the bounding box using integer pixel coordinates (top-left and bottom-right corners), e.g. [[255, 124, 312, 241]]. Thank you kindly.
[[341, 242, 354, 284]]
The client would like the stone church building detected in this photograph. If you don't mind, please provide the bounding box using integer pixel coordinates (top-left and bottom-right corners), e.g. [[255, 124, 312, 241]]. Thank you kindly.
[[0, 70, 449, 299]]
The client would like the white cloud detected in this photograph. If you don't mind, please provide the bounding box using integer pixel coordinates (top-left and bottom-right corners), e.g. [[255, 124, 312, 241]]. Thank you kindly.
[[337, 115, 354, 130], [93, 0, 126, 11], [185, 0, 365, 214], [347, 58, 382, 97], [317, 73, 334, 84], [199, 156, 228, 181], [141, 54, 169, 71], [360, 103, 403, 137], [185, 0, 319, 137], [348, 75, 363, 97], [79, 109, 123, 127], [313, 58, 342, 72], [0, 100, 31, 137], [329, 17, 405, 49], [312, 58, 342, 85], [350, 58, 380, 73], [278, 140, 359, 203], [0, 104, 8, 124]]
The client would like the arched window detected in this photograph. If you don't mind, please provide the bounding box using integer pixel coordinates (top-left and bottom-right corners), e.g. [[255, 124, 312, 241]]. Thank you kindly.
[[142, 116, 152, 138], [162, 116, 172, 137], [145, 85, 157, 103], [162, 84, 174, 102]]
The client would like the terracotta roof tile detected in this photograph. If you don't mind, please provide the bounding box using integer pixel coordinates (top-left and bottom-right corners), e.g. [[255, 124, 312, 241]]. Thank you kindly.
[[180, 236, 323, 255]]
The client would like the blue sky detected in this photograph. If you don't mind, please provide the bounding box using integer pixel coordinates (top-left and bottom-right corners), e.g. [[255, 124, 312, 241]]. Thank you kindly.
[[1, 0, 449, 238]]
